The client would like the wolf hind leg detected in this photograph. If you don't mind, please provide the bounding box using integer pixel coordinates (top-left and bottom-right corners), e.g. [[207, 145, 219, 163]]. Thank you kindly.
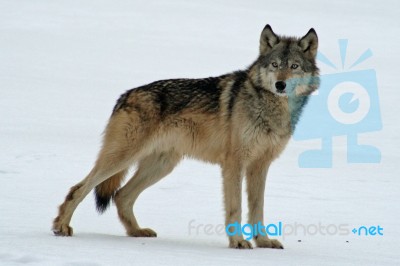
[[52, 148, 135, 236], [52, 109, 154, 236], [114, 150, 181, 237]]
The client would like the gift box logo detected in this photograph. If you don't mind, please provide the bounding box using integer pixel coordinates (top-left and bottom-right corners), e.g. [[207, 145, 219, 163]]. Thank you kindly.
[[293, 39, 382, 168]]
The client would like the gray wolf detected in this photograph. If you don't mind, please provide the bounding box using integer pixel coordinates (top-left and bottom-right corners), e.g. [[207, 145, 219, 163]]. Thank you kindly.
[[53, 24, 319, 249]]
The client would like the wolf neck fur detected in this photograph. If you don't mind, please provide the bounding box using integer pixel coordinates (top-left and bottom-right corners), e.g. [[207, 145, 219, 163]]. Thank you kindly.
[[241, 67, 310, 135]]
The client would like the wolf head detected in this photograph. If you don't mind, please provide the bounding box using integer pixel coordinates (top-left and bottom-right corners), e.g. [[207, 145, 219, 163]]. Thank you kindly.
[[251, 25, 320, 97]]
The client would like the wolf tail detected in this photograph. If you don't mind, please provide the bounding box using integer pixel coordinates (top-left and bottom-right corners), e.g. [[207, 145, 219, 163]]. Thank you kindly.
[[94, 170, 127, 213]]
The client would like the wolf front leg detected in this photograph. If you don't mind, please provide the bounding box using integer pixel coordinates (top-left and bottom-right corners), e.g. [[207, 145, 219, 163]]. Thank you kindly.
[[246, 159, 283, 249], [222, 158, 252, 249]]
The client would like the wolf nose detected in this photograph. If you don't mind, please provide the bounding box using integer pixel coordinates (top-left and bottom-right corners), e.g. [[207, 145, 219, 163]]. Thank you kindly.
[[275, 81, 286, 92]]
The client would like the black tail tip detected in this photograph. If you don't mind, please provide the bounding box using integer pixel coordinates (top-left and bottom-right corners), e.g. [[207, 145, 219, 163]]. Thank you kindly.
[[95, 192, 112, 214]]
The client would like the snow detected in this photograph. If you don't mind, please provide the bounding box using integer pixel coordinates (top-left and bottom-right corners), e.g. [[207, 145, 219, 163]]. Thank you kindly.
[[1, 0, 399, 265]]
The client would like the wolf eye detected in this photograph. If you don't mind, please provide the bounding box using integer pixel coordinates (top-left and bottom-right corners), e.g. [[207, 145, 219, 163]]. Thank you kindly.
[[272, 62, 278, 68], [291, 64, 299, 69]]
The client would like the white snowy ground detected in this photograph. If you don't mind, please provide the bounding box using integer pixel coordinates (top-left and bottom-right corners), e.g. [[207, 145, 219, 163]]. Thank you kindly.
[[1, 0, 399, 265]]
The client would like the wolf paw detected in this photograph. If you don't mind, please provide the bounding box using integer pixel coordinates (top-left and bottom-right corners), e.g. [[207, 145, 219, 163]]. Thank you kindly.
[[129, 228, 157, 237], [229, 239, 253, 249], [53, 224, 73, 236], [256, 238, 284, 249]]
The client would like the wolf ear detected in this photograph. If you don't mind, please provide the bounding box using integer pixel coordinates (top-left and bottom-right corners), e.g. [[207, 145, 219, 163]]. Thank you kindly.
[[259, 24, 280, 55], [299, 28, 318, 58]]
